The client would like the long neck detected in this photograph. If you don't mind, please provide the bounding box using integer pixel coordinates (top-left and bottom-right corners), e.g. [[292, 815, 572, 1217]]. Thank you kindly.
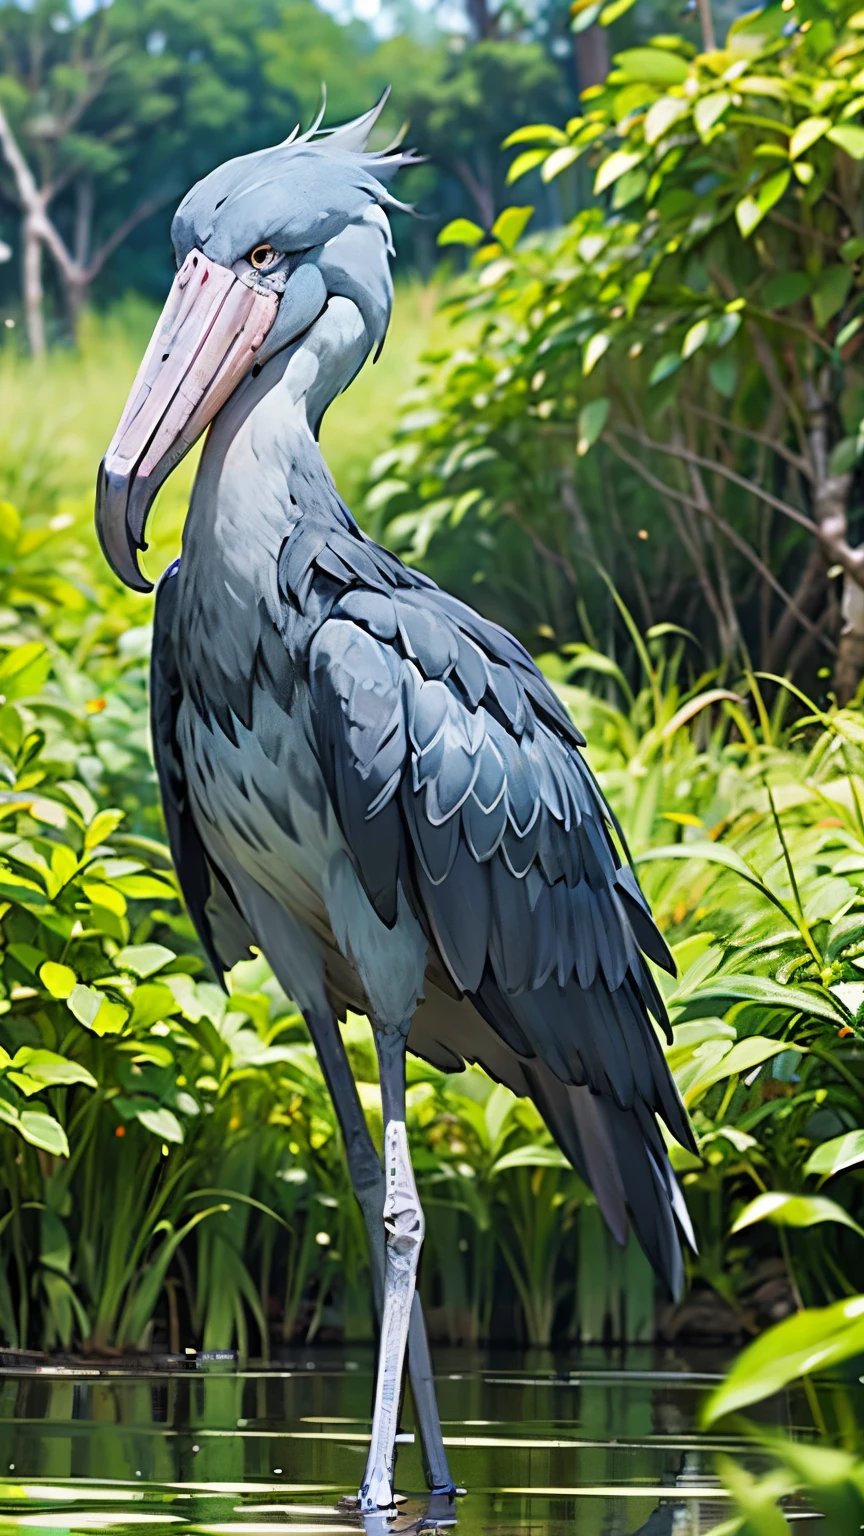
[[180, 296, 369, 622]]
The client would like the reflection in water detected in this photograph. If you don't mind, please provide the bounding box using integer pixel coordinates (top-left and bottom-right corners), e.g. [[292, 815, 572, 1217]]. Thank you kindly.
[[0, 1349, 803, 1535]]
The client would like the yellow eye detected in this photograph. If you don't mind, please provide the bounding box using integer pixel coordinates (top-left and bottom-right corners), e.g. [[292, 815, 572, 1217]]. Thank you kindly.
[[249, 243, 276, 270]]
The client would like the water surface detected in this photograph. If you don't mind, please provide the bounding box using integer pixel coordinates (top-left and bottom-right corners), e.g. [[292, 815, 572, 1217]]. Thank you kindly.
[[0, 1348, 809, 1534]]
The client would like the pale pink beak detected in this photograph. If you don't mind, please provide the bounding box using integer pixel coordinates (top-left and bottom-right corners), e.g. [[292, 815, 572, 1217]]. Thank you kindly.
[[96, 248, 279, 591]]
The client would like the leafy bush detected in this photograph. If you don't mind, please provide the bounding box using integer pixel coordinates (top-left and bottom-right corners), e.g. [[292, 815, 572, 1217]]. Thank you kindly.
[[374, 0, 864, 700]]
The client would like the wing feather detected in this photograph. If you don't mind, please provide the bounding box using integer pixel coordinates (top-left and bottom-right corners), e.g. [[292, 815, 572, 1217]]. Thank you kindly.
[[295, 520, 696, 1293]]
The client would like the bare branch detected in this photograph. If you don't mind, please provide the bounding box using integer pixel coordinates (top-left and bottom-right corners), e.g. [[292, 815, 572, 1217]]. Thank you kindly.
[[682, 401, 813, 482], [0, 102, 42, 212], [85, 190, 173, 280], [604, 433, 836, 653], [613, 422, 864, 586]]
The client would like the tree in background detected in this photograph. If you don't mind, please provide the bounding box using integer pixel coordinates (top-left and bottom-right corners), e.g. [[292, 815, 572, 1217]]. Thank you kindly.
[[0, 0, 581, 346], [0, 0, 179, 353]]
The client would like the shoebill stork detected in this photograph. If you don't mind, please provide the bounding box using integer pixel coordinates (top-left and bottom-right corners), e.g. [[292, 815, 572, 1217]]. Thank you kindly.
[[95, 99, 696, 1516]]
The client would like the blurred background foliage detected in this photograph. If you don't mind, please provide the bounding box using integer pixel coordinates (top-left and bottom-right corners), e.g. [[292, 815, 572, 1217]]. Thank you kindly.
[[2, 0, 864, 1527]]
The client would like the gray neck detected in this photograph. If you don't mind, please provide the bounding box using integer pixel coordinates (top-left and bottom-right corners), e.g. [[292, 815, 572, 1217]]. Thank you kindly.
[[179, 296, 370, 624]]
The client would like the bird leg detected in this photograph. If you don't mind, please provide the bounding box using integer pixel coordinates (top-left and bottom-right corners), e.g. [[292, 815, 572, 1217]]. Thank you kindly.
[[303, 1011, 455, 1499], [361, 1022, 424, 1513]]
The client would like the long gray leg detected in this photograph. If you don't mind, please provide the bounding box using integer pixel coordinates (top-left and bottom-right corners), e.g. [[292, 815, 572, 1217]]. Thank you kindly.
[[304, 1011, 454, 1497], [360, 1022, 425, 1512]]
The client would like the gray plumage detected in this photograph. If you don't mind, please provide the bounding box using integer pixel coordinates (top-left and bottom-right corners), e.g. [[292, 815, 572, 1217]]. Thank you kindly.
[[97, 98, 696, 1512]]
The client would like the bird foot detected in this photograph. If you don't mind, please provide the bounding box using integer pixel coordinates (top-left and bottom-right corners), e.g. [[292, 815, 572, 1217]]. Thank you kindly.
[[359, 1469, 397, 1513]]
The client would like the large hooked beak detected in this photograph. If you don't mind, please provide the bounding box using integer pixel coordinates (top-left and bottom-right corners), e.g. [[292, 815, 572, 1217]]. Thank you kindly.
[[95, 249, 279, 592]]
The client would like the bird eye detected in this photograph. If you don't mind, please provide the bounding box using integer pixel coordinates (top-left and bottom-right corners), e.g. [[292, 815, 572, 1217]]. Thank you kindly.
[[249, 243, 277, 270]]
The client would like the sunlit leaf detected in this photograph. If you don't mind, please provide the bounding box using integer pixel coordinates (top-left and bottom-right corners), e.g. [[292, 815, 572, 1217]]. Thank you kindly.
[[9, 1049, 95, 1090], [644, 95, 689, 145], [506, 150, 548, 185], [17, 1110, 69, 1158], [594, 149, 644, 195], [582, 332, 610, 375], [136, 1106, 184, 1143], [114, 944, 175, 979], [701, 1297, 864, 1424], [491, 206, 534, 250], [789, 116, 830, 159], [614, 47, 688, 86], [39, 961, 76, 1000], [576, 397, 609, 455], [502, 124, 568, 148], [694, 91, 731, 139], [491, 1145, 569, 1175], [827, 123, 864, 159], [804, 1131, 864, 1181], [542, 145, 583, 181], [437, 219, 485, 248], [731, 1190, 864, 1240]]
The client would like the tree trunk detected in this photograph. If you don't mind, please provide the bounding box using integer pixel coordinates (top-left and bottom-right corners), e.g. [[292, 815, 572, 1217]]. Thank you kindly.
[[65, 276, 89, 340], [453, 156, 496, 230], [804, 375, 860, 701], [22, 215, 45, 357], [696, 0, 716, 51], [835, 576, 864, 705], [573, 24, 609, 93]]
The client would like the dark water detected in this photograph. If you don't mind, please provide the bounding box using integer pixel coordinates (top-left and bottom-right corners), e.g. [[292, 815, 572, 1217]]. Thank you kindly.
[[0, 1349, 806, 1535]]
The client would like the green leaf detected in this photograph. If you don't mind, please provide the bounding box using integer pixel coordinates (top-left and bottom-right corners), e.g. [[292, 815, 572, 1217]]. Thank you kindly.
[[0, 644, 50, 701], [583, 332, 610, 375], [598, 0, 638, 22], [0, 871, 49, 907], [644, 95, 689, 146], [614, 47, 688, 86], [135, 1106, 184, 1143], [762, 271, 810, 309], [790, 116, 830, 160], [702, 1297, 864, 1424], [683, 1038, 800, 1106], [594, 149, 644, 195], [694, 92, 731, 140], [111, 875, 175, 899], [491, 206, 534, 250], [709, 356, 738, 397], [437, 219, 485, 248], [39, 962, 77, 1000], [804, 1131, 864, 1181], [502, 124, 568, 148], [827, 124, 864, 160], [571, 1, 602, 32], [67, 984, 128, 1036], [541, 145, 583, 181], [636, 840, 797, 927], [735, 170, 789, 237], [649, 352, 682, 385], [17, 1110, 69, 1158], [9, 1049, 95, 1090], [84, 809, 124, 851], [114, 944, 175, 979], [685, 972, 845, 1026], [681, 318, 710, 359], [491, 1145, 569, 1175], [506, 150, 548, 185], [731, 1191, 864, 1241], [576, 397, 610, 456], [812, 265, 854, 328], [829, 437, 860, 475]]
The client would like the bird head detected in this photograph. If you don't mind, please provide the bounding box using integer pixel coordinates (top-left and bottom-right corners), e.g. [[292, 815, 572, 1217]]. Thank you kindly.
[[95, 94, 414, 592]]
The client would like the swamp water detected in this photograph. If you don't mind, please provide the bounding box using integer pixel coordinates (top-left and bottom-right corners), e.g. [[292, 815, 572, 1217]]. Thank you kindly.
[[0, 1349, 815, 1534]]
